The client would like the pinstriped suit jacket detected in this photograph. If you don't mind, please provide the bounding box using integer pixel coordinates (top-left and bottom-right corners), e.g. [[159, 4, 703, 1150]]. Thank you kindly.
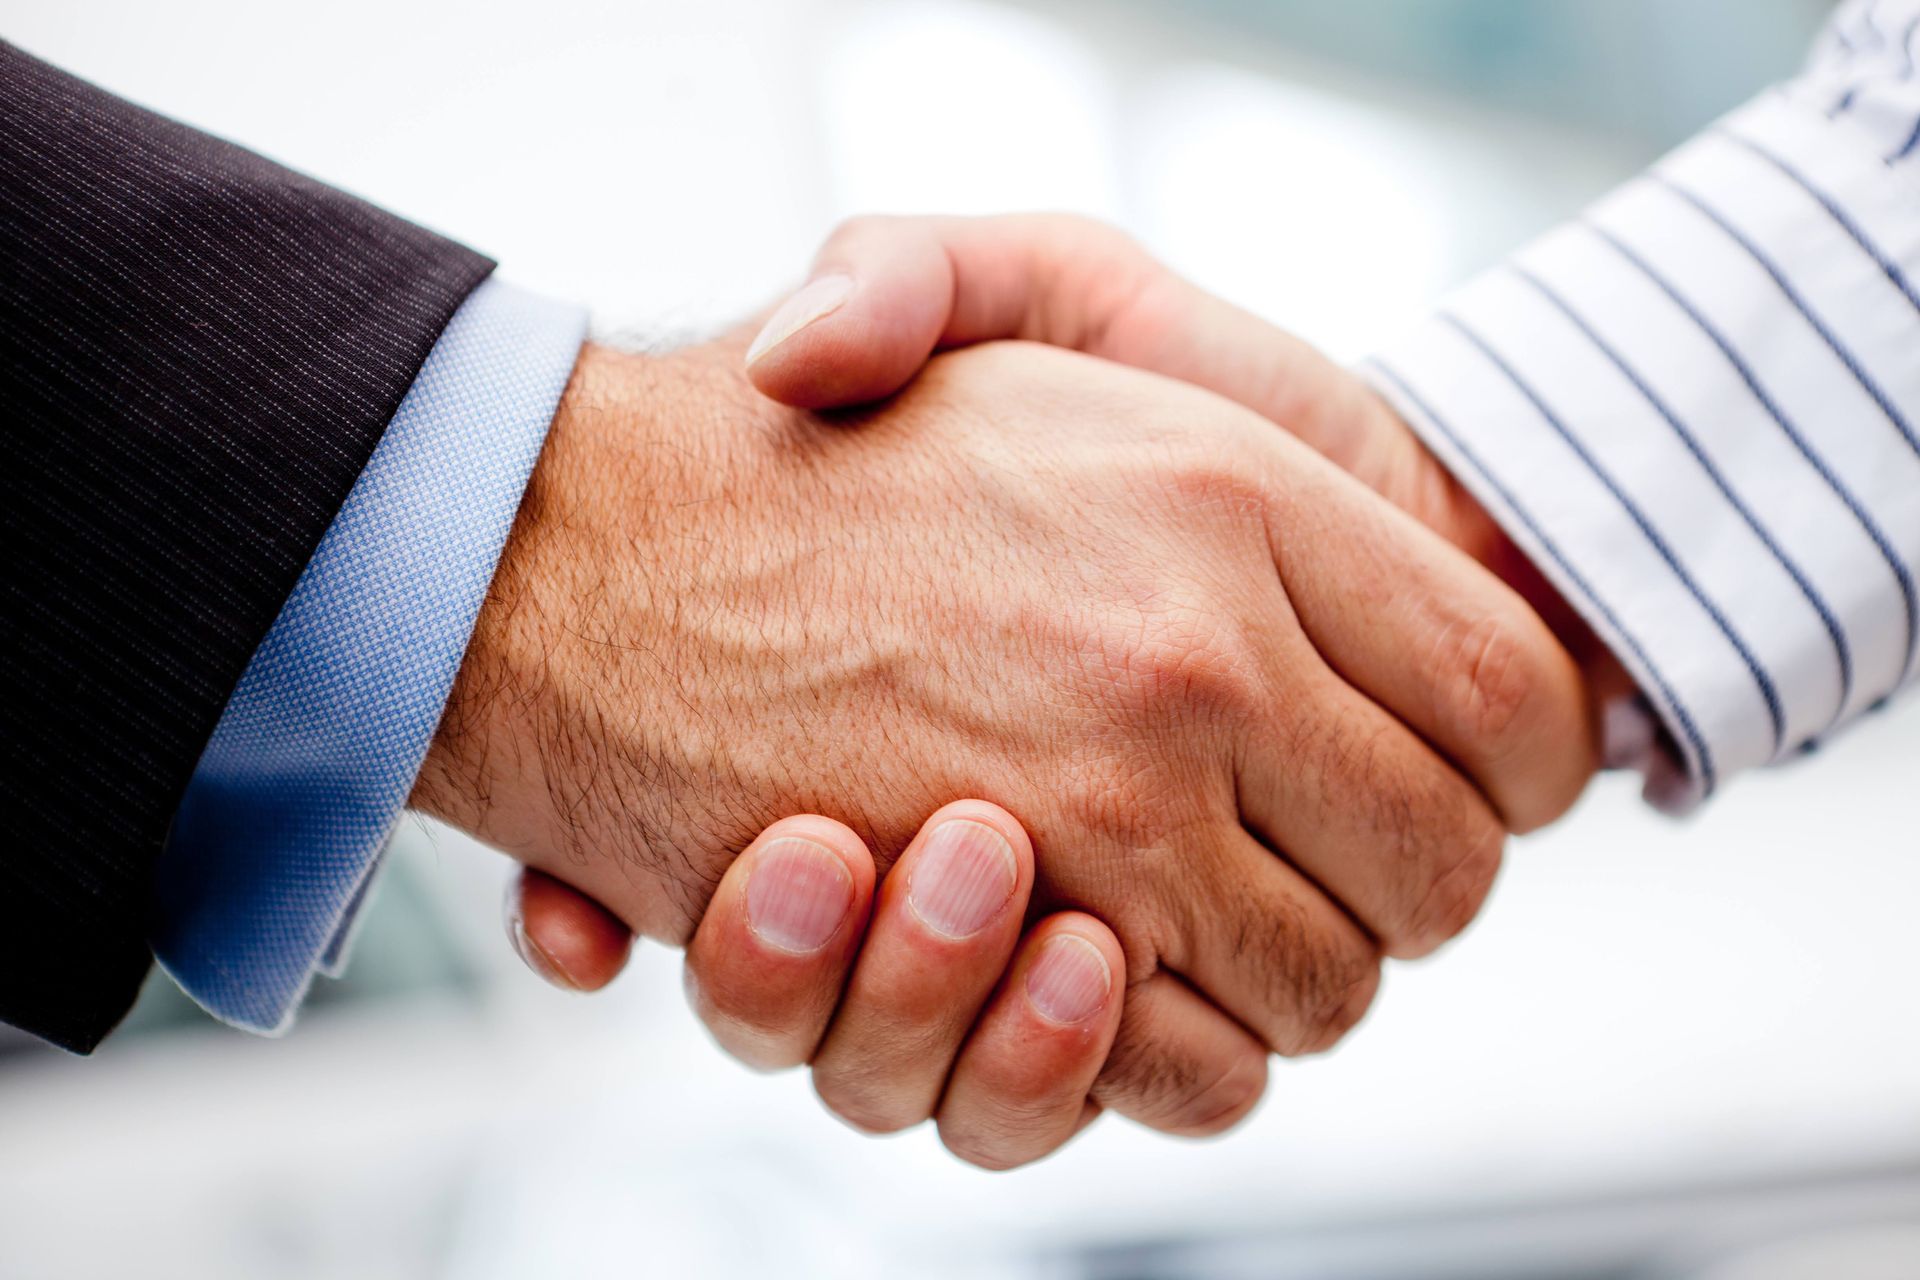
[[0, 42, 492, 1051]]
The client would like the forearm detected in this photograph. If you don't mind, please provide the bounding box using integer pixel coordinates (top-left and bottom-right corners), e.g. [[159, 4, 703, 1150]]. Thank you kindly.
[[411, 340, 765, 946], [0, 40, 492, 1049]]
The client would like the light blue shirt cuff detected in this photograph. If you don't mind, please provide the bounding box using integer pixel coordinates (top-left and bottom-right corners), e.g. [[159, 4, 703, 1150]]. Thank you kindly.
[[153, 277, 588, 1033]]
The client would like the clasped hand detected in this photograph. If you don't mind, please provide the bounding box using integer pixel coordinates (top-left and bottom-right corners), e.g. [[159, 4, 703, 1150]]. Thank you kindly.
[[412, 215, 1600, 1170]]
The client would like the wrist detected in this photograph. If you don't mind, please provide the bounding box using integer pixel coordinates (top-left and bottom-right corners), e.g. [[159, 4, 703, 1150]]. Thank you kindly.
[[411, 341, 754, 943]]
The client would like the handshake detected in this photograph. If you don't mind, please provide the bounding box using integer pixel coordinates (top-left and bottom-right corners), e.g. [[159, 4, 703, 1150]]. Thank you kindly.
[[415, 214, 1605, 1169]]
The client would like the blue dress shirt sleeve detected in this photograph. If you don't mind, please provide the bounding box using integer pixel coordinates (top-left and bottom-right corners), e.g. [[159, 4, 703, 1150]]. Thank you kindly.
[[153, 276, 588, 1033]]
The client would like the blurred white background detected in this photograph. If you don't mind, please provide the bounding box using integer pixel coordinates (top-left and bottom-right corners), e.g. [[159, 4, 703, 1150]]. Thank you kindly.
[[2, 0, 1916, 1276]]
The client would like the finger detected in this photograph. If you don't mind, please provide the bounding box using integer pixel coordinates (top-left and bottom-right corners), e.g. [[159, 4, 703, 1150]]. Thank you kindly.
[[1258, 439, 1596, 831], [1156, 826, 1386, 1053], [744, 215, 957, 408], [1091, 969, 1269, 1138], [1235, 602, 1510, 959], [742, 215, 1376, 458], [685, 815, 877, 1071], [744, 213, 1173, 409], [508, 868, 634, 992], [935, 913, 1123, 1171], [809, 800, 1034, 1134]]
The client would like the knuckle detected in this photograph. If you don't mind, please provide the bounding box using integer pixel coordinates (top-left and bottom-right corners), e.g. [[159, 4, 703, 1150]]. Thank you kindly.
[[1406, 810, 1505, 953], [1160, 446, 1272, 524], [1319, 718, 1505, 956], [1433, 611, 1541, 758], [1295, 957, 1382, 1056], [1220, 874, 1380, 1059], [1082, 594, 1266, 730], [1163, 1048, 1268, 1136], [1261, 918, 1380, 1057], [1094, 1006, 1267, 1136]]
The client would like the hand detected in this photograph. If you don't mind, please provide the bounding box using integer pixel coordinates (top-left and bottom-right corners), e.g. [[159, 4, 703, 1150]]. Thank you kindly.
[[506, 214, 1626, 1000], [742, 213, 1609, 666], [422, 331, 1595, 1138], [513, 801, 1120, 1169]]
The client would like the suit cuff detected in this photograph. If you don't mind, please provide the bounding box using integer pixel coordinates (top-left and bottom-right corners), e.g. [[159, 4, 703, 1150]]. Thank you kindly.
[[153, 277, 587, 1032]]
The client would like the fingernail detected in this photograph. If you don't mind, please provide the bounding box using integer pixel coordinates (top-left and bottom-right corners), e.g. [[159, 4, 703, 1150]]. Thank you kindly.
[[746, 837, 854, 953], [1025, 934, 1112, 1025], [508, 913, 582, 992], [745, 274, 853, 366], [906, 820, 1017, 940]]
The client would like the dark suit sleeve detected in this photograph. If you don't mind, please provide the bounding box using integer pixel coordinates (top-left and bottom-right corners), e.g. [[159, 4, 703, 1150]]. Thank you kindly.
[[0, 41, 497, 1052]]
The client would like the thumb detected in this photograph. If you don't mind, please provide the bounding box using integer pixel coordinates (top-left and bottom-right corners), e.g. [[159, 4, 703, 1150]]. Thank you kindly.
[[742, 215, 963, 410], [506, 868, 634, 992], [744, 213, 1167, 410]]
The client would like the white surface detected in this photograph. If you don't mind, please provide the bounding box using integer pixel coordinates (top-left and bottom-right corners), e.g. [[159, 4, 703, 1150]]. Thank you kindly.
[[1, 0, 1915, 1276]]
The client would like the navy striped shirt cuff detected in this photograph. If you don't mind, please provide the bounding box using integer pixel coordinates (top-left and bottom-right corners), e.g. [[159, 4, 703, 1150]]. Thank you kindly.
[[1367, 22, 1920, 810]]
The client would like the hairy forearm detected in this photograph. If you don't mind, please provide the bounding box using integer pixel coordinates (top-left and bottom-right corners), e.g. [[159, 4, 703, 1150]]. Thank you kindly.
[[412, 342, 744, 942]]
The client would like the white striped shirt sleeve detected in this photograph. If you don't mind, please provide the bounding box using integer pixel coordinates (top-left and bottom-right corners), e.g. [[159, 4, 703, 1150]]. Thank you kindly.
[[1366, 0, 1920, 812]]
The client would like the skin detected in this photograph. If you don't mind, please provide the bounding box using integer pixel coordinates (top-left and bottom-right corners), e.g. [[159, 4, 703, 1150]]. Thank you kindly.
[[506, 800, 1123, 1170], [747, 213, 1628, 676], [516, 215, 1649, 1165], [683, 801, 1126, 1169], [431, 301, 1598, 1164]]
